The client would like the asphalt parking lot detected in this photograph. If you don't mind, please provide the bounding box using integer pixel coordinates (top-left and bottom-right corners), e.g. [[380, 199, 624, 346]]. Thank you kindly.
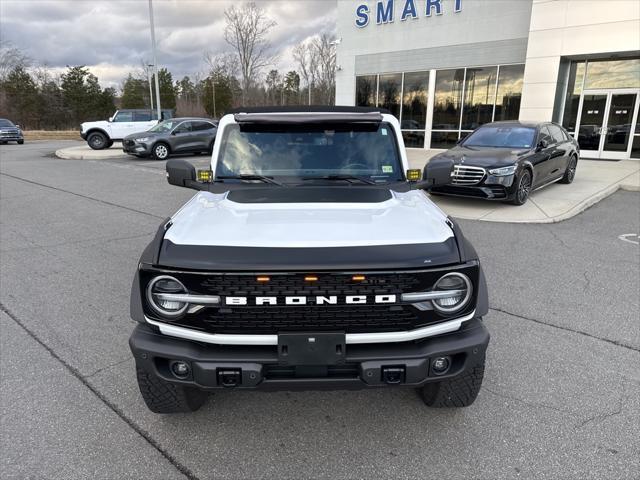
[[1, 141, 639, 480]]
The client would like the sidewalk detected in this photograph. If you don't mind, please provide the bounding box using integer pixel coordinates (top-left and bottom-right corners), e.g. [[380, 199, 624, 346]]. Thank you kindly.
[[408, 149, 640, 223]]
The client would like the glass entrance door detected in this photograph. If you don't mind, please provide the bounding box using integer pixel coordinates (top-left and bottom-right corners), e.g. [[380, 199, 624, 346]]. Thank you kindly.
[[576, 89, 640, 159]]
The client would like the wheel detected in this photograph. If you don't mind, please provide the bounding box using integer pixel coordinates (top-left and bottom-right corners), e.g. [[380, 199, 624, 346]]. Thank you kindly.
[[17, 139, 24, 145], [152, 142, 170, 160], [419, 356, 485, 408], [509, 169, 532, 206], [87, 132, 108, 150], [105, 140, 114, 149], [559, 155, 578, 184], [0, 141, 6, 145], [136, 366, 207, 414]]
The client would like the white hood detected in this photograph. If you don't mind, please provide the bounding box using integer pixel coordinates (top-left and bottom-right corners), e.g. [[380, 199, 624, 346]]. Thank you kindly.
[[165, 189, 453, 248]]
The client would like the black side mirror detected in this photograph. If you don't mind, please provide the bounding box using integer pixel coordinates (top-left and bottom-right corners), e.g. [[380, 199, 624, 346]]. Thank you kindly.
[[166, 159, 199, 189], [536, 139, 548, 151], [411, 158, 454, 190]]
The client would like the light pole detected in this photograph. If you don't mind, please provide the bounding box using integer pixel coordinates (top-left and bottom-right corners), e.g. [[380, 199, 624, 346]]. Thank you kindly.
[[148, 0, 161, 120], [210, 76, 216, 119], [147, 64, 154, 112]]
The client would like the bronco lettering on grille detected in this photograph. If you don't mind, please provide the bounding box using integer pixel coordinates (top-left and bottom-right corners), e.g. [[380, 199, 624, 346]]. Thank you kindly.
[[224, 295, 397, 306]]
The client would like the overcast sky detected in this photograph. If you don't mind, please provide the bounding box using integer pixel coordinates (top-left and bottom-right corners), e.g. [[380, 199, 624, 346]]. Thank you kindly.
[[0, 0, 337, 89]]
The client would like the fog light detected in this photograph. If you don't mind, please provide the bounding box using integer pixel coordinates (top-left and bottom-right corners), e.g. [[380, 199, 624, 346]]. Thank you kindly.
[[432, 356, 450, 375], [170, 361, 190, 378]]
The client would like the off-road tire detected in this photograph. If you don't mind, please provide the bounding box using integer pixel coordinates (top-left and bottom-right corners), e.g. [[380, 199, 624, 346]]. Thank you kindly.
[[17, 139, 24, 145], [559, 155, 578, 184], [136, 366, 208, 413], [88, 132, 108, 150], [152, 142, 170, 160], [419, 357, 485, 408]]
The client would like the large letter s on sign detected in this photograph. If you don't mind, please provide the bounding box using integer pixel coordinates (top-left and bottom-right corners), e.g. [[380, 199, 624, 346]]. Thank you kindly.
[[355, 4, 370, 28]]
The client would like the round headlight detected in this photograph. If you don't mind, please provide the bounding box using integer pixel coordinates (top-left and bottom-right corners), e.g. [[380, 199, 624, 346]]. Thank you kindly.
[[146, 275, 189, 318], [432, 272, 472, 314]]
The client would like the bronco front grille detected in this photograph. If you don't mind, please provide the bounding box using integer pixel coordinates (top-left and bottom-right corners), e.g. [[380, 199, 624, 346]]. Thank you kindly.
[[203, 305, 418, 334], [141, 266, 480, 336], [451, 165, 486, 185]]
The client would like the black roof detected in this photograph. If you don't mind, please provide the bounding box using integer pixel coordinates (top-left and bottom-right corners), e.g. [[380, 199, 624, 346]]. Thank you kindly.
[[227, 105, 391, 115], [486, 120, 549, 128]]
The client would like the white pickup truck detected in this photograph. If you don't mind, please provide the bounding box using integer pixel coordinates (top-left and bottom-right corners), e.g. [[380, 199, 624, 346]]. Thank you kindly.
[[80, 109, 173, 150]]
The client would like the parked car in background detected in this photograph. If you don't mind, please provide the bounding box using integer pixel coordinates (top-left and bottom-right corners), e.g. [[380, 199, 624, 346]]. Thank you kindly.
[[80, 109, 174, 150], [122, 117, 217, 160], [428, 121, 579, 205], [0, 118, 24, 144]]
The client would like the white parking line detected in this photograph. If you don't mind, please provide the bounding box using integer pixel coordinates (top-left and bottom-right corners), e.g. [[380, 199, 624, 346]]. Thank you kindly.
[[618, 233, 640, 245]]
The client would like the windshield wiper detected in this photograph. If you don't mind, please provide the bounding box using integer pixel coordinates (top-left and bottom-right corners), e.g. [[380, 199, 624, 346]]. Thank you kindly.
[[217, 175, 284, 186], [301, 175, 377, 185]]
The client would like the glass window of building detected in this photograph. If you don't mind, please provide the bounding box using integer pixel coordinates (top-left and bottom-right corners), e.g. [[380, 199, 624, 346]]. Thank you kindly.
[[401, 71, 429, 148], [402, 131, 426, 148], [377, 73, 402, 118], [584, 58, 640, 89], [401, 72, 429, 129], [355, 75, 377, 107], [494, 64, 525, 122], [461, 66, 497, 130], [430, 131, 460, 150], [561, 62, 586, 133], [433, 68, 465, 130]]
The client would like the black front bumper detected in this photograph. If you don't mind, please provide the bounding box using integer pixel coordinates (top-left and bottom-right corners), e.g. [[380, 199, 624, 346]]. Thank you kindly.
[[129, 318, 489, 391], [431, 174, 518, 201]]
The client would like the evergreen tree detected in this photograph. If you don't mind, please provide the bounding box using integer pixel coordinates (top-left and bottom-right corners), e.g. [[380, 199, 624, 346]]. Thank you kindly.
[[121, 74, 146, 109]]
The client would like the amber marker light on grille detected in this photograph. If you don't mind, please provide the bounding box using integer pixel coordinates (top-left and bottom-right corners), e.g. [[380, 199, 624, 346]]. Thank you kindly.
[[256, 276, 270, 282], [352, 275, 366, 281], [304, 275, 318, 282]]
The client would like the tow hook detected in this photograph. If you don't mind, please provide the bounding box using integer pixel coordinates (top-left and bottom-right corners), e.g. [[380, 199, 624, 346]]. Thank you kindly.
[[381, 366, 406, 384], [217, 368, 242, 387]]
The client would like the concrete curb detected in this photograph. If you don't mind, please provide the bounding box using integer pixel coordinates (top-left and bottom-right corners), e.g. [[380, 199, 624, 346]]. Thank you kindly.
[[55, 143, 128, 161]]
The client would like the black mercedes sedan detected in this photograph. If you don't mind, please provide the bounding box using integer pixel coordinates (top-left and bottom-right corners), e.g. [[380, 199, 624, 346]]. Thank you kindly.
[[429, 121, 579, 205]]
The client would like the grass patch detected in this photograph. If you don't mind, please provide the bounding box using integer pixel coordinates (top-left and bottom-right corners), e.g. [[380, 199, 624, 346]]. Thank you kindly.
[[23, 130, 82, 141]]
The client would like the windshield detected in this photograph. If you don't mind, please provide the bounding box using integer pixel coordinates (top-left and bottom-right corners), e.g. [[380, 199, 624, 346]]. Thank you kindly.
[[149, 119, 181, 133], [0, 119, 15, 128], [462, 126, 536, 149], [215, 122, 403, 182]]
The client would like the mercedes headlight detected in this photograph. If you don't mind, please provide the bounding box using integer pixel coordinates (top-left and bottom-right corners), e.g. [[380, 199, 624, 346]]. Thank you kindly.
[[146, 275, 188, 318], [488, 165, 517, 176], [136, 137, 150, 142], [431, 273, 472, 314]]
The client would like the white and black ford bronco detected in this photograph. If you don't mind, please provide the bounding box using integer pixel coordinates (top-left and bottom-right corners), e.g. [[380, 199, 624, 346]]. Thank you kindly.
[[129, 107, 490, 413]]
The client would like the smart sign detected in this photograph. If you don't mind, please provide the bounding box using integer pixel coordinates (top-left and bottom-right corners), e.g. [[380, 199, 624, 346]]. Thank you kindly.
[[355, 0, 462, 28]]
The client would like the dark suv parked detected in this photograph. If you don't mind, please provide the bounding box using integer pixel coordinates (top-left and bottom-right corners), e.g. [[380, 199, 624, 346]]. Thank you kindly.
[[122, 117, 218, 160], [0, 119, 24, 144]]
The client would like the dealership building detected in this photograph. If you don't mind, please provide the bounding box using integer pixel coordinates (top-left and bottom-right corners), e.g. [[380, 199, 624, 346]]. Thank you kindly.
[[335, 0, 640, 159]]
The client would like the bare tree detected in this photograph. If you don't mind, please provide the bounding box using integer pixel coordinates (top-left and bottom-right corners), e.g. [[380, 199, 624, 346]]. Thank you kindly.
[[203, 51, 240, 80], [293, 43, 314, 105], [312, 34, 337, 105], [223, 2, 276, 105], [0, 41, 31, 81]]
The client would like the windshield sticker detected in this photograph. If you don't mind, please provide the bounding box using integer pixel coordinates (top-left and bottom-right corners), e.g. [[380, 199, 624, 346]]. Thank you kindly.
[[381, 128, 388, 136], [382, 165, 393, 173]]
